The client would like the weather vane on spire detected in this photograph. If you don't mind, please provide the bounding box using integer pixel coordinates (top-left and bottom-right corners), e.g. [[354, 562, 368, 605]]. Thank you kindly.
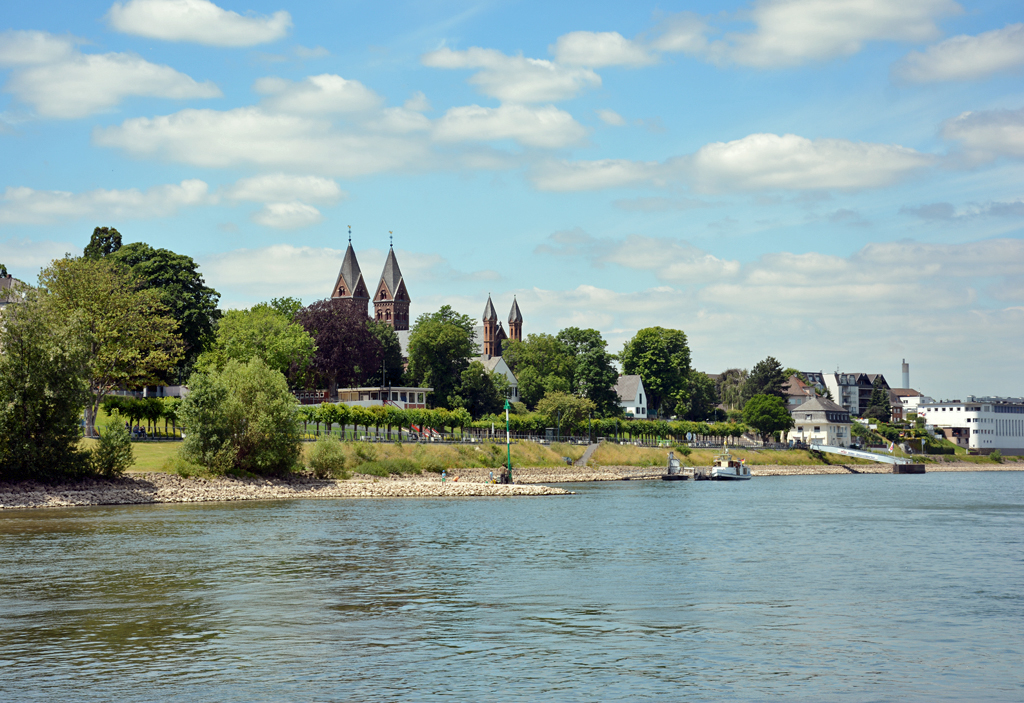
[[389, 231, 393, 248], [347, 225, 352, 244]]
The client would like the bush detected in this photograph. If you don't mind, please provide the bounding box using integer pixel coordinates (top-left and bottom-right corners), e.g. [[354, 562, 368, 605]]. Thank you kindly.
[[91, 411, 134, 477], [308, 436, 348, 479], [990, 450, 1003, 464], [352, 458, 420, 476], [163, 454, 206, 478]]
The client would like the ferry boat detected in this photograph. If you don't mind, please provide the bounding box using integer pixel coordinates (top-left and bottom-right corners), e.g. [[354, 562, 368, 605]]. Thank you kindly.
[[710, 451, 751, 481]]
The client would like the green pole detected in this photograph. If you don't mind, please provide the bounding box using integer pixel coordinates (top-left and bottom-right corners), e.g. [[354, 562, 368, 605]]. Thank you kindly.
[[504, 398, 512, 476]]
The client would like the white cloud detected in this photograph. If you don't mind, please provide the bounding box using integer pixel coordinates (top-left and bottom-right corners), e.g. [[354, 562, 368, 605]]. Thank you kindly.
[[551, 31, 656, 68], [893, 23, 1024, 83], [94, 107, 430, 175], [421, 47, 600, 102], [942, 107, 1024, 161], [531, 159, 661, 191], [0, 179, 212, 224], [703, 0, 961, 68], [649, 12, 710, 54], [0, 30, 76, 66], [404, 91, 431, 112], [434, 103, 586, 148], [294, 45, 329, 59], [254, 74, 383, 114], [251, 201, 322, 229], [222, 174, 345, 204], [689, 133, 934, 191], [596, 109, 626, 126], [0, 237, 77, 275], [107, 0, 292, 47]]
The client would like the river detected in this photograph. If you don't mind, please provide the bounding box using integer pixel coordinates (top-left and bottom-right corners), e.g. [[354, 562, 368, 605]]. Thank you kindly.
[[1, 471, 1022, 701]]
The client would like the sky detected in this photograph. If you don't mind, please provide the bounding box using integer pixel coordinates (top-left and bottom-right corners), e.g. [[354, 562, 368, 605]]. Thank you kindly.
[[1, 0, 1023, 400]]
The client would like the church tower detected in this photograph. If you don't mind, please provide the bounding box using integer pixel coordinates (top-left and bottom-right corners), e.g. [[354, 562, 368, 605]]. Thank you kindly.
[[373, 237, 411, 330], [331, 227, 369, 315], [482, 295, 499, 357], [508, 296, 523, 342]]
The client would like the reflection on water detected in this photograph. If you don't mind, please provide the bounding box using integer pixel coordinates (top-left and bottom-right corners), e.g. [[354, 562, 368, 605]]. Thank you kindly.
[[1, 473, 1023, 701]]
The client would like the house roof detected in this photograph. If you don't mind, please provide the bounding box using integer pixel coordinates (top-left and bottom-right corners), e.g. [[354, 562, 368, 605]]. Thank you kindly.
[[890, 388, 922, 397], [483, 295, 497, 321], [615, 374, 642, 403], [508, 296, 522, 323], [378, 246, 405, 297], [792, 396, 849, 415], [782, 375, 813, 398]]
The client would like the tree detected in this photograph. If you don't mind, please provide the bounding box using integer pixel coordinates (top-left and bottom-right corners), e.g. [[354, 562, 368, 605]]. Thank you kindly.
[[620, 327, 692, 418], [743, 394, 794, 443], [110, 242, 221, 380], [717, 368, 748, 410], [178, 359, 302, 476], [864, 377, 892, 422], [678, 371, 718, 421], [783, 368, 810, 385], [40, 257, 182, 438], [269, 296, 303, 319], [0, 289, 92, 482], [83, 226, 122, 260], [536, 391, 596, 434], [0, 263, 7, 277], [92, 410, 134, 478], [298, 299, 382, 398], [556, 327, 620, 416], [406, 305, 476, 408], [454, 361, 507, 419], [502, 334, 572, 407], [743, 356, 787, 401], [199, 304, 315, 379], [365, 319, 405, 387]]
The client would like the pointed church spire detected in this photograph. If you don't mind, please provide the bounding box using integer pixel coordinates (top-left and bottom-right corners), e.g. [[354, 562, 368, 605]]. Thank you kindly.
[[508, 296, 522, 324], [373, 232, 411, 331], [483, 294, 498, 321], [332, 227, 368, 306]]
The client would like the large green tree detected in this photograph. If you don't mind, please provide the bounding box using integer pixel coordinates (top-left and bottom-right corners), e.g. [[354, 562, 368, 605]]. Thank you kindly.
[[536, 391, 596, 434], [109, 242, 221, 380], [717, 368, 748, 410], [365, 319, 405, 387], [678, 371, 719, 421], [297, 299, 381, 398], [0, 289, 92, 482], [556, 327, 620, 416], [620, 326, 692, 418], [199, 303, 315, 379], [502, 333, 572, 407], [83, 226, 122, 260], [743, 393, 794, 443], [743, 356, 788, 402], [40, 257, 182, 438], [406, 305, 476, 408], [453, 360, 508, 419]]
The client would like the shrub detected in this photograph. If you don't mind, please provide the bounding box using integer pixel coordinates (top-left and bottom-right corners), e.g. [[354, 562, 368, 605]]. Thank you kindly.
[[308, 436, 348, 479], [353, 443, 377, 463], [352, 458, 420, 476], [990, 450, 1003, 464], [163, 454, 206, 478], [91, 411, 134, 477]]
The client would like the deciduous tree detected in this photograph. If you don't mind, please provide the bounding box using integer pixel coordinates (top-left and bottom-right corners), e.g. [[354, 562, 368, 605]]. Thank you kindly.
[[83, 226, 122, 260], [406, 305, 476, 408], [199, 303, 314, 379], [298, 299, 381, 399], [620, 327, 692, 417], [742, 394, 794, 444]]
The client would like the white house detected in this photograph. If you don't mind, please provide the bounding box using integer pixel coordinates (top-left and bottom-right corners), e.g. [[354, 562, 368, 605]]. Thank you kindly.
[[787, 396, 852, 447], [615, 375, 647, 418], [478, 354, 520, 402], [918, 396, 1024, 455]]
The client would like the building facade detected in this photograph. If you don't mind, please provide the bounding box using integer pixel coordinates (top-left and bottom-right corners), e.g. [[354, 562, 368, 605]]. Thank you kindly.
[[615, 375, 648, 418], [787, 396, 852, 447], [917, 397, 1024, 455], [823, 372, 890, 416], [473, 295, 523, 400]]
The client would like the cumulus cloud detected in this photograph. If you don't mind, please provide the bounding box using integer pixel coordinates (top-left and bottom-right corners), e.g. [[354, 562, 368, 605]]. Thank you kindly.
[[689, 133, 934, 192], [222, 174, 345, 204], [0, 30, 220, 119], [531, 159, 661, 191], [94, 107, 431, 175], [0, 237, 77, 274], [902, 199, 1024, 220], [0, 179, 212, 224], [107, 0, 292, 47], [942, 107, 1024, 161], [251, 201, 322, 229], [422, 47, 601, 102], [434, 103, 587, 148], [550, 31, 656, 67], [893, 23, 1024, 83], [596, 109, 626, 126], [254, 74, 383, 114], [649, 12, 710, 54]]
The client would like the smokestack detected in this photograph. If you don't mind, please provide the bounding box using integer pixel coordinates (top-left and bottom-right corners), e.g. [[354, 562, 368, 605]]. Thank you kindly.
[[902, 359, 909, 389]]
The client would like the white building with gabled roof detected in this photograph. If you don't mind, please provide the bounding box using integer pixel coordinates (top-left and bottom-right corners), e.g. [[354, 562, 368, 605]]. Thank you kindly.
[[615, 375, 647, 418]]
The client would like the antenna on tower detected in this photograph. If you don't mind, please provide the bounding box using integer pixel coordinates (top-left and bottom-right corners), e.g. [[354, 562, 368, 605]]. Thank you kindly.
[[347, 225, 352, 245]]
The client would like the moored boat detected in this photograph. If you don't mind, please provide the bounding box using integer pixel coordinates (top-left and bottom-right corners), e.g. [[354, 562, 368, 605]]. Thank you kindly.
[[710, 450, 751, 480]]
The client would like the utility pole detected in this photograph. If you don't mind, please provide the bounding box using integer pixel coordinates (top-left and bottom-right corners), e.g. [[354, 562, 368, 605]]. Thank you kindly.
[[504, 398, 512, 484]]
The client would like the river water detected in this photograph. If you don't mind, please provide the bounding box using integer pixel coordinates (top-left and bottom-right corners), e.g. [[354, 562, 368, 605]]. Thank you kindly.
[[1, 472, 1022, 701]]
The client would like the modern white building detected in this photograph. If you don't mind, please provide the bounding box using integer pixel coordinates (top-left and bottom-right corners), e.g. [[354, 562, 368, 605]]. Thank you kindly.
[[615, 375, 648, 418], [787, 396, 853, 447], [334, 386, 432, 410], [918, 396, 1024, 455]]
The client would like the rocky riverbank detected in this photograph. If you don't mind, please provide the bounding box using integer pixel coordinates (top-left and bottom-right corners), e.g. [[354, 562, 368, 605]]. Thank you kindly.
[[0, 473, 572, 510]]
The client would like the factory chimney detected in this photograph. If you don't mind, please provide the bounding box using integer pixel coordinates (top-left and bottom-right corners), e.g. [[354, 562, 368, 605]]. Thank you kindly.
[[902, 359, 910, 389]]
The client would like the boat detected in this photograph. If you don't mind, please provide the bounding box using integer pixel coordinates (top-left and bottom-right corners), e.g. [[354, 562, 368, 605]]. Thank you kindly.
[[710, 450, 751, 481], [661, 452, 690, 481]]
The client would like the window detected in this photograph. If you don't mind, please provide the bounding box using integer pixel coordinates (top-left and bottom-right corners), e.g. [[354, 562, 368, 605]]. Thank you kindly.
[[805, 414, 812, 420], [814, 426, 821, 432]]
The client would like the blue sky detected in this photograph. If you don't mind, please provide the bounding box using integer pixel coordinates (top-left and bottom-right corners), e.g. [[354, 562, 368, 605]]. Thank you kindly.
[[2, 0, 1022, 399]]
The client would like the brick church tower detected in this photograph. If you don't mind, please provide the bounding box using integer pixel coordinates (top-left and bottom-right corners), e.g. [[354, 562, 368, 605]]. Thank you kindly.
[[508, 296, 522, 342], [373, 241, 411, 330], [482, 295, 501, 356], [331, 228, 369, 314]]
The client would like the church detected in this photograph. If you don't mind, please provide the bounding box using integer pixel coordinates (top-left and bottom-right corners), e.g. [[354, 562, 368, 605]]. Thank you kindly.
[[331, 235, 521, 401]]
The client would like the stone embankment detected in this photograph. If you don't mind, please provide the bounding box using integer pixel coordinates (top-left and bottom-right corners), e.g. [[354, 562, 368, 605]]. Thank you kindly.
[[0, 473, 571, 510]]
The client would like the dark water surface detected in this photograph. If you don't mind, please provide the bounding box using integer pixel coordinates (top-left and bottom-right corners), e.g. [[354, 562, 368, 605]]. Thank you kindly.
[[1, 472, 1022, 701]]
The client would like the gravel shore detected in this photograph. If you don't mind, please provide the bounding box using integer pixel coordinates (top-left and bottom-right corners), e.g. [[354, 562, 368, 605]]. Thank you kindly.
[[2, 462, 1018, 510]]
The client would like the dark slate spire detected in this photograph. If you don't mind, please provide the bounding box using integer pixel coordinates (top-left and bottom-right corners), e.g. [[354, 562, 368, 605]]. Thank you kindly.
[[483, 294, 498, 321], [378, 245, 404, 296], [332, 228, 368, 300], [508, 296, 522, 323]]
